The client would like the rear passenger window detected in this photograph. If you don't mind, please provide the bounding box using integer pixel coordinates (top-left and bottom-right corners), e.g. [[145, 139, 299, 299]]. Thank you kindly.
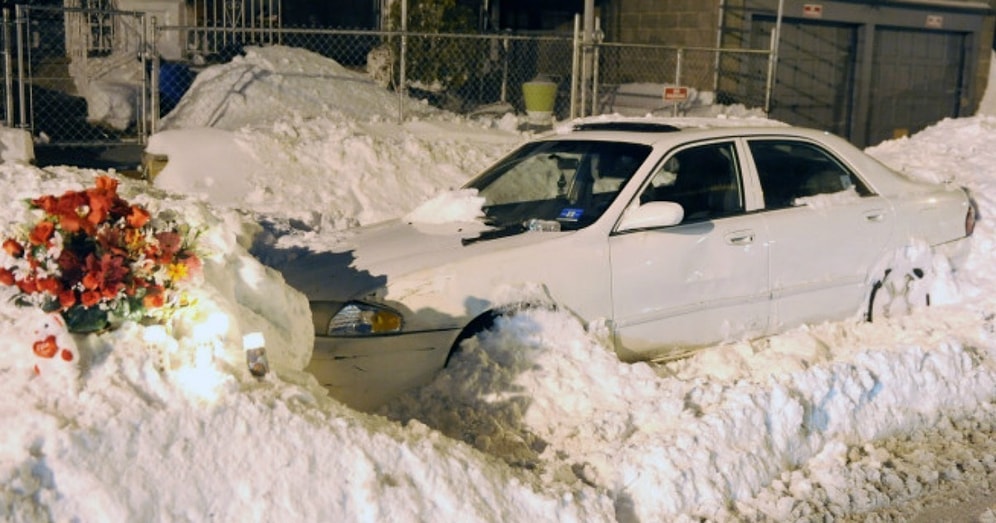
[[748, 140, 872, 209]]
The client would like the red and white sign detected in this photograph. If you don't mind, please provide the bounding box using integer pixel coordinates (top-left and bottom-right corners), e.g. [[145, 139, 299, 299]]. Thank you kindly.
[[663, 87, 689, 102], [803, 4, 823, 18], [925, 15, 944, 29]]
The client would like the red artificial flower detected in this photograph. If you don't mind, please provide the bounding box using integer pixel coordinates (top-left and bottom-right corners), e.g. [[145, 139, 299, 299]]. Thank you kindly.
[[33, 335, 58, 358], [95, 226, 128, 257], [60, 348, 74, 362], [16, 276, 37, 294], [36, 190, 88, 233], [36, 277, 61, 295], [0, 268, 13, 286], [154, 231, 182, 262], [180, 254, 202, 281], [3, 238, 23, 258], [56, 249, 80, 272], [29, 221, 55, 246], [57, 288, 76, 309], [80, 290, 101, 307]]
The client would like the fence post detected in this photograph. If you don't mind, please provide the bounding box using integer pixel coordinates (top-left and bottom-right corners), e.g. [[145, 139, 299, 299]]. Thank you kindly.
[[592, 22, 600, 118], [570, 14, 579, 119], [149, 15, 159, 139], [499, 33, 508, 105], [398, 0, 407, 123], [2, 5, 13, 126], [765, 0, 784, 114], [14, 4, 26, 129], [674, 47, 683, 117]]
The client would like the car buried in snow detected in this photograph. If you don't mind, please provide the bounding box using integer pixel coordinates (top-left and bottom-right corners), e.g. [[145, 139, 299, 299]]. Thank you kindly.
[[280, 119, 977, 411]]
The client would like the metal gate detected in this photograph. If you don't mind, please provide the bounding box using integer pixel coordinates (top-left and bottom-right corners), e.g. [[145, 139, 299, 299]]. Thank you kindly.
[[5, 4, 152, 146]]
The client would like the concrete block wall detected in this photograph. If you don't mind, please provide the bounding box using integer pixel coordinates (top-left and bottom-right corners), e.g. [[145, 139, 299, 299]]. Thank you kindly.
[[605, 0, 719, 46]]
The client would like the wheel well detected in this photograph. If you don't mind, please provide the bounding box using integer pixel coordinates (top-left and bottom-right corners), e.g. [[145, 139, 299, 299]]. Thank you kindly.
[[445, 310, 500, 367], [866, 267, 929, 322]]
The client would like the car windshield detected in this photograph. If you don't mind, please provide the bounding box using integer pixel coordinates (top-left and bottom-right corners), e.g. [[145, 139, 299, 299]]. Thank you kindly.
[[465, 140, 651, 233]]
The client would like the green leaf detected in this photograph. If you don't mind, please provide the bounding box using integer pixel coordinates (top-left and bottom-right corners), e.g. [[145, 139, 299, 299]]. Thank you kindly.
[[63, 305, 109, 334]]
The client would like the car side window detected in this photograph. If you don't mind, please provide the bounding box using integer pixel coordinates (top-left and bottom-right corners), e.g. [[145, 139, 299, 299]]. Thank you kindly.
[[748, 139, 873, 209], [640, 141, 743, 223]]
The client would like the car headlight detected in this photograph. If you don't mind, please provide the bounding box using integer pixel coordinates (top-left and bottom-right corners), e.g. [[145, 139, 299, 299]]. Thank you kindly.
[[312, 301, 403, 336]]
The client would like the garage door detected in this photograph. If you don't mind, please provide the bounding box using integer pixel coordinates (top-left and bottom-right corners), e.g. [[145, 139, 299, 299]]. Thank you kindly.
[[754, 18, 857, 138], [866, 27, 965, 147]]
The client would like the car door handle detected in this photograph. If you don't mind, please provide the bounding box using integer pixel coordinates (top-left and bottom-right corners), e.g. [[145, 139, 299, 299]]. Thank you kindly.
[[725, 230, 755, 245], [864, 211, 887, 222]]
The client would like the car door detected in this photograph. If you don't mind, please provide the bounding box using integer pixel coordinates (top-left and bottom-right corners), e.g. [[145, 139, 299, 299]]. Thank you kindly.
[[608, 140, 770, 361], [745, 138, 896, 331]]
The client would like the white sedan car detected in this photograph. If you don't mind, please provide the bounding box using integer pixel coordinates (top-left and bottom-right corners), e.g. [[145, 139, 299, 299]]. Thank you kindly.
[[282, 120, 976, 410]]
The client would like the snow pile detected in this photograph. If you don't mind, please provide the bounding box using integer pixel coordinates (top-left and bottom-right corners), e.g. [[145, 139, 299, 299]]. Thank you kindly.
[[159, 46, 438, 131], [0, 45, 993, 521], [0, 126, 34, 164]]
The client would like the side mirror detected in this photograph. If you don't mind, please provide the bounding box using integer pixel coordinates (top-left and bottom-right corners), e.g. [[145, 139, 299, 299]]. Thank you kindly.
[[617, 201, 684, 231]]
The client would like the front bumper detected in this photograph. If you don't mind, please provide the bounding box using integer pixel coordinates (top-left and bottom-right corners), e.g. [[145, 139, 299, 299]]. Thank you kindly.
[[305, 328, 459, 411]]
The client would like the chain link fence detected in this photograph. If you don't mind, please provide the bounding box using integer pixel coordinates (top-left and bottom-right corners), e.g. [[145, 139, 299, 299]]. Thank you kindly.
[[1, 5, 773, 148], [6, 5, 151, 146], [153, 26, 578, 123], [155, 25, 771, 125], [593, 42, 772, 116]]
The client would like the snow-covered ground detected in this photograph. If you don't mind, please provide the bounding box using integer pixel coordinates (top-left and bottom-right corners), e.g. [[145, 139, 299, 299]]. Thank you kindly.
[[1, 46, 994, 522]]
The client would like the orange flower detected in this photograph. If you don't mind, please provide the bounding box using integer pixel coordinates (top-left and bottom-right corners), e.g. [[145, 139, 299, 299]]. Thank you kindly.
[[0, 268, 13, 286], [94, 175, 118, 193], [58, 211, 84, 234], [126, 205, 150, 228], [143, 287, 165, 309], [41, 191, 87, 233], [85, 175, 125, 227], [3, 238, 23, 257], [29, 221, 55, 246], [124, 227, 145, 252], [31, 194, 57, 213], [82, 271, 101, 291]]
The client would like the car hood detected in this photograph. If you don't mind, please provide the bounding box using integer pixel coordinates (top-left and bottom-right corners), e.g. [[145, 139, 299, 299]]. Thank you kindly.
[[277, 218, 568, 301]]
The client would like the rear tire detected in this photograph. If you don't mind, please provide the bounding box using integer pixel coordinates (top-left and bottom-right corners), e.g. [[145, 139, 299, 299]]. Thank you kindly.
[[866, 267, 930, 322]]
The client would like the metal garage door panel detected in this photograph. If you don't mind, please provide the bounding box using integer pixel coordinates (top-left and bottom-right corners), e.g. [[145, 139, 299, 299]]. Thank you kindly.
[[867, 27, 964, 146], [755, 18, 857, 138]]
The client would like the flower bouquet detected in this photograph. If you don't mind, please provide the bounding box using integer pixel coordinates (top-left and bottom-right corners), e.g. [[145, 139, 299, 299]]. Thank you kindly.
[[0, 176, 201, 333]]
